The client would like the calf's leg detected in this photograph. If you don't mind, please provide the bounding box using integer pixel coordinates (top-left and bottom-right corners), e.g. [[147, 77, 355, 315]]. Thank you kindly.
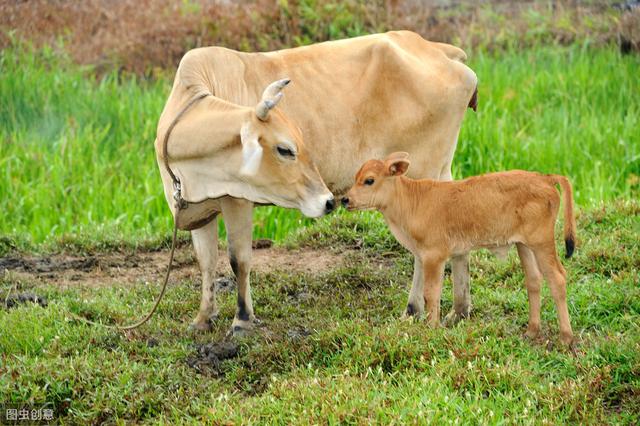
[[516, 243, 542, 339], [191, 217, 219, 331], [422, 257, 446, 327], [532, 244, 573, 345], [220, 197, 256, 334], [444, 253, 471, 325]]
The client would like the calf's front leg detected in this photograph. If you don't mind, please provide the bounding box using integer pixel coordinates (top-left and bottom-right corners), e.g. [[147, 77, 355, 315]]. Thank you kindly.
[[422, 256, 446, 327], [220, 197, 256, 335]]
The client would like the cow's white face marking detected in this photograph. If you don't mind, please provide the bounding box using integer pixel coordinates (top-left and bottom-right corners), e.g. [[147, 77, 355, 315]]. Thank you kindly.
[[240, 123, 263, 176]]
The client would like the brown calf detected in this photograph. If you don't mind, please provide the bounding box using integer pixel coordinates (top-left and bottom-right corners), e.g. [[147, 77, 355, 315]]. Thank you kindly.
[[343, 152, 576, 345]]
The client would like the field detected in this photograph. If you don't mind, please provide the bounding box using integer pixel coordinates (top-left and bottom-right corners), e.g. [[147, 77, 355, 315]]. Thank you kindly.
[[1, 0, 640, 424], [1, 43, 638, 249], [1, 200, 639, 423]]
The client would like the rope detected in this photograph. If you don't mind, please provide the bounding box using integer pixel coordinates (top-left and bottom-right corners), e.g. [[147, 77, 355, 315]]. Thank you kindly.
[[67, 223, 178, 330], [68, 92, 210, 331]]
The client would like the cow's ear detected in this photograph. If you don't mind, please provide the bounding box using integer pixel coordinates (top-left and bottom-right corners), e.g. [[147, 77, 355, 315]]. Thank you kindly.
[[387, 159, 410, 176], [239, 124, 263, 176]]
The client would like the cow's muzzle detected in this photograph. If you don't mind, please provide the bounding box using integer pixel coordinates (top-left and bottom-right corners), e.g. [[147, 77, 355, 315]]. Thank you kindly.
[[325, 197, 336, 214]]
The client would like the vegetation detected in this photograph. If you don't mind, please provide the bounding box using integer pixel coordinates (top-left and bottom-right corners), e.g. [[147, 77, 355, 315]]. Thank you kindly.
[[1, 200, 638, 423], [1, 1, 638, 423], [1, 43, 638, 250]]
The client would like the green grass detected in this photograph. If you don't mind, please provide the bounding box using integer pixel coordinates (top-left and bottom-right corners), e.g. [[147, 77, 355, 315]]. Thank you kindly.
[[1, 42, 638, 251], [1, 200, 638, 423]]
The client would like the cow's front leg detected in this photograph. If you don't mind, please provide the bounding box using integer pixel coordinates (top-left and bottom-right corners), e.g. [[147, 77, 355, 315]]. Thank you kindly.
[[403, 255, 425, 318], [220, 197, 256, 335], [190, 216, 219, 331], [443, 253, 471, 326]]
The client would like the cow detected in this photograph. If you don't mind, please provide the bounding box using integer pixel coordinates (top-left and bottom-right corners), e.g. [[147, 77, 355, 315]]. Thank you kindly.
[[155, 30, 478, 334], [342, 153, 576, 345]]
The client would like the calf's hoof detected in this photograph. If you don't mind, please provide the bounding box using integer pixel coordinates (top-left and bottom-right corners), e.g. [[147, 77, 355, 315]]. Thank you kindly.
[[559, 332, 574, 346], [523, 326, 540, 340]]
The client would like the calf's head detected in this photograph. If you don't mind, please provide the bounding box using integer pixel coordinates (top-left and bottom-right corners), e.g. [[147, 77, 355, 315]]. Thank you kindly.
[[238, 79, 335, 217], [342, 152, 410, 211]]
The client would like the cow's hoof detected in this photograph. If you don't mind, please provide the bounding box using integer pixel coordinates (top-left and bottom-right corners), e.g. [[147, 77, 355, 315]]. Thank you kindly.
[[443, 309, 469, 327], [227, 317, 259, 338], [400, 303, 423, 321], [189, 319, 213, 332]]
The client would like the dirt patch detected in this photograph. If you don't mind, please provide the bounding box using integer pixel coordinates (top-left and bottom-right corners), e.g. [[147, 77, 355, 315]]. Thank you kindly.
[[4, 292, 48, 309], [186, 341, 239, 376], [0, 245, 347, 288]]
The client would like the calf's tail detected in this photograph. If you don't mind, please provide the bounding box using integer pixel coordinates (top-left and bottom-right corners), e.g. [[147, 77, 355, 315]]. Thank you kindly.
[[549, 174, 577, 258]]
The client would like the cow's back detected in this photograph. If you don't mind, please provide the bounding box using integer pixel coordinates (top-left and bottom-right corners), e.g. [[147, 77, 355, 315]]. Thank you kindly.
[[162, 31, 477, 194]]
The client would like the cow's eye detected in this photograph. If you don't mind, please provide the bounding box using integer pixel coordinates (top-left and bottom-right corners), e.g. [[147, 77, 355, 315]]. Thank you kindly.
[[276, 145, 296, 159], [364, 178, 375, 186]]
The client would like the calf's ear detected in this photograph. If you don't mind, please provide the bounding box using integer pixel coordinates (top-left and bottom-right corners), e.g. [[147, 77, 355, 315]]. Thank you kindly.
[[388, 159, 410, 176]]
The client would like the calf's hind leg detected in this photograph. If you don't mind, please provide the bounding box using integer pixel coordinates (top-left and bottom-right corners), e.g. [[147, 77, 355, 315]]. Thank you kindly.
[[532, 244, 573, 345], [516, 243, 542, 339]]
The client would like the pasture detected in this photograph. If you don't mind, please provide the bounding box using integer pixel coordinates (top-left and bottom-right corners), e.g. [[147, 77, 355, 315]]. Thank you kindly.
[[1, 2, 640, 423]]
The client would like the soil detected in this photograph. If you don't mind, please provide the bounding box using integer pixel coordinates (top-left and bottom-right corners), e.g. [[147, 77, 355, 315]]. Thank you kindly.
[[186, 341, 240, 376], [0, 243, 346, 288], [4, 292, 48, 308]]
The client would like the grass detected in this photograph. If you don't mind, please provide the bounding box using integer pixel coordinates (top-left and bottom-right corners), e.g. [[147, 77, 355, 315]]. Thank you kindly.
[[0, 199, 638, 424], [1, 42, 639, 252]]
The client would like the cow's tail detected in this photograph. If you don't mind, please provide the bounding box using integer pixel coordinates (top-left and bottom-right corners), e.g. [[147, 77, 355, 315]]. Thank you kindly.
[[549, 174, 577, 258]]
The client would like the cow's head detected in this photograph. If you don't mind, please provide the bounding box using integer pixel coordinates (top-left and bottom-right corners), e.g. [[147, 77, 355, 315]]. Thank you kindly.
[[237, 79, 335, 217]]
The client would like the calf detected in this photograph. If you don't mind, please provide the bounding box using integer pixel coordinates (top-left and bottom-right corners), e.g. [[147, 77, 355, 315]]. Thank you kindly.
[[342, 152, 576, 345]]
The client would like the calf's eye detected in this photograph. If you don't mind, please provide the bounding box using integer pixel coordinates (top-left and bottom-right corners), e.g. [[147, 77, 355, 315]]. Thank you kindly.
[[364, 178, 375, 186]]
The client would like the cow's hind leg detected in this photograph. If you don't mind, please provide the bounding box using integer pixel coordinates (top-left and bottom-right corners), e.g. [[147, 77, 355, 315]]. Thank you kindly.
[[443, 253, 471, 326], [221, 197, 256, 335], [516, 243, 542, 339], [190, 216, 219, 331]]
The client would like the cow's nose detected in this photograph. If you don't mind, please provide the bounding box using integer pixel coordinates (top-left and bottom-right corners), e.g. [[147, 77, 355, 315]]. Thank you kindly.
[[341, 197, 349, 207], [325, 198, 336, 213]]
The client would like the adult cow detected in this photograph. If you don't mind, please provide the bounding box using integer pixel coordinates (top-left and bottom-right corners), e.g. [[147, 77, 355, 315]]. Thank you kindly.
[[155, 30, 478, 334]]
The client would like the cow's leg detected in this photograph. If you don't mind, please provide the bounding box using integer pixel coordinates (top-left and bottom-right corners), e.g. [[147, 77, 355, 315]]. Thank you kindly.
[[439, 166, 472, 326], [443, 253, 472, 326], [404, 256, 425, 318], [190, 216, 219, 331], [220, 197, 256, 334]]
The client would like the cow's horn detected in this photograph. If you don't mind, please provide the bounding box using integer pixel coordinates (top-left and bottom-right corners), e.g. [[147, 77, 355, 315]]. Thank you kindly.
[[256, 78, 291, 121]]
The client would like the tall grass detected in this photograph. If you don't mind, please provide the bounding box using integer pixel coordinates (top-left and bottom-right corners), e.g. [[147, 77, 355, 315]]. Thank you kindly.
[[0, 43, 638, 249]]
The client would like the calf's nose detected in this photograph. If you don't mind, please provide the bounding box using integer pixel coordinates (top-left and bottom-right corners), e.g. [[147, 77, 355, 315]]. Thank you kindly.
[[341, 197, 349, 207], [325, 197, 336, 213]]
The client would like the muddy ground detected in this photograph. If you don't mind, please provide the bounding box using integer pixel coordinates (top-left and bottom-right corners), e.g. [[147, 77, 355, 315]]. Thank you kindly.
[[0, 242, 347, 289]]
